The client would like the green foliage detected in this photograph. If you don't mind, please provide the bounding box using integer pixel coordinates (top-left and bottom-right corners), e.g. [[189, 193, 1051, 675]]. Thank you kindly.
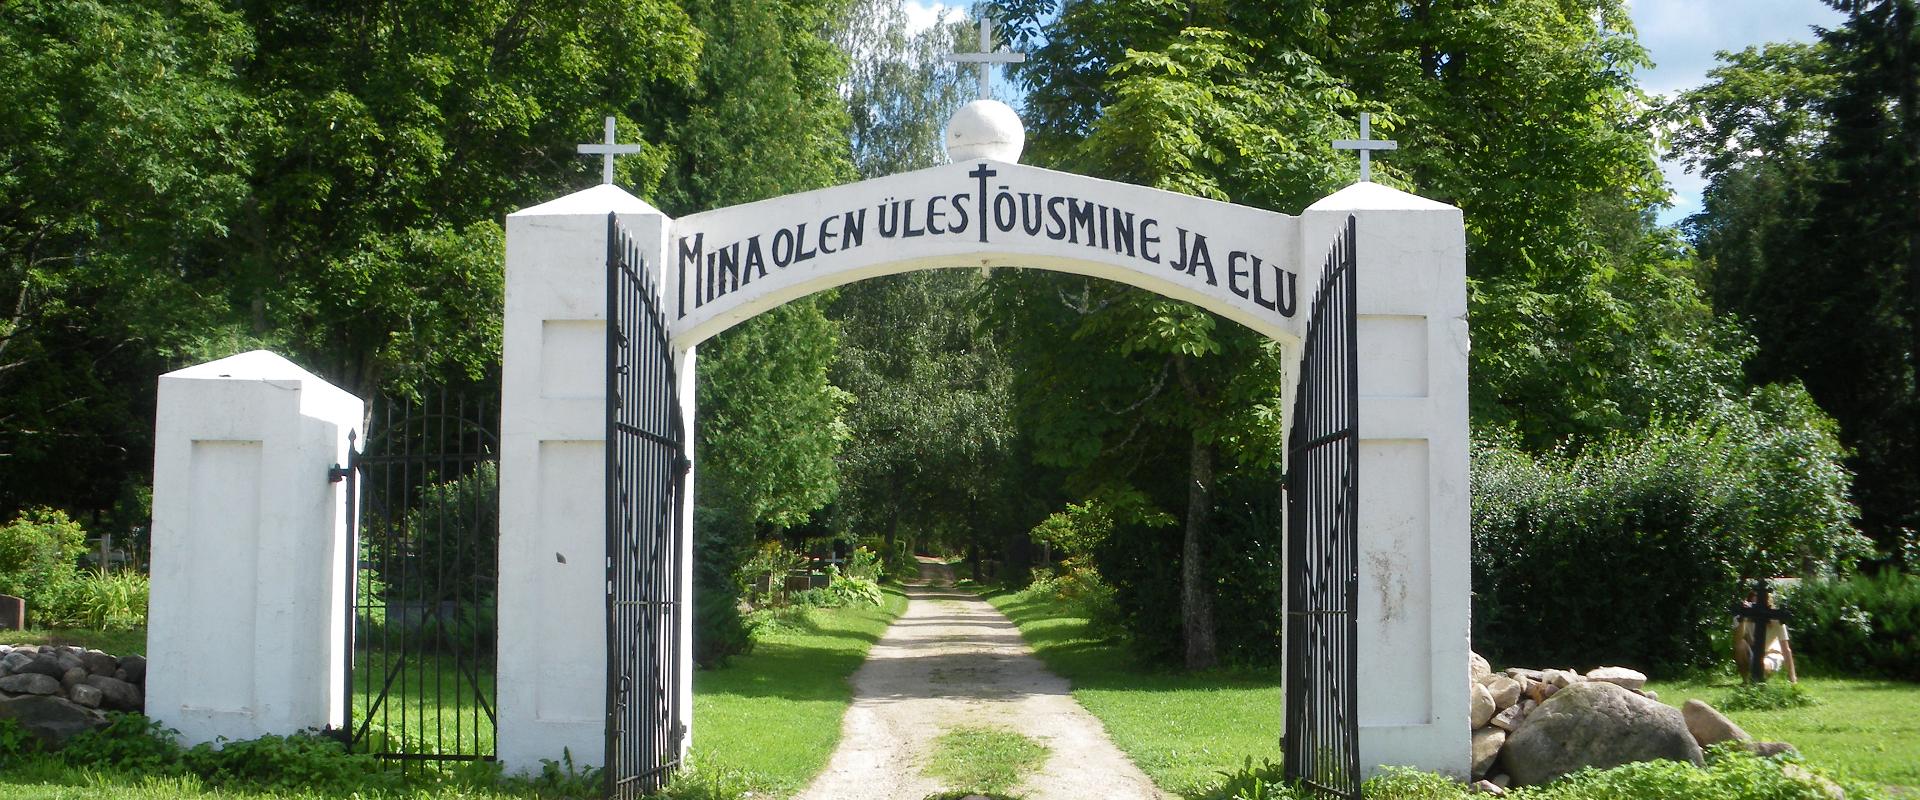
[[396, 462, 498, 606], [842, 546, 884, 582], [36, 571, 151, 630], [0, 507, 87, 616], [694, 506, 757, 669], [58, 714, 190, 775], [822, 568, 884, 608], [1517, 746, 1882, 800], [697, 300, 850, 531], [1470, 386, 1869, 672], [0, 718, 33, 761], [1673, 9, 1920, 549], [829, 269, 1021, 565], [1783, 570, 1920, 680], [1719, 681, 1820, 713], [1095, 470, 1286, 666]]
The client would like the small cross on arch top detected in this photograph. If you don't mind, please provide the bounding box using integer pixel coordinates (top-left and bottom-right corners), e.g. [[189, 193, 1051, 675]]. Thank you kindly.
[[578, 116, 643, 186], [943, 15, 1026, 102], [1332, 112, 1398, 183]]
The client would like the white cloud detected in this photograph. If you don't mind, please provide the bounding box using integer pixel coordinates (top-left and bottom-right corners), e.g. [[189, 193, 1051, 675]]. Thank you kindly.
[[904, 1, 959, 36]]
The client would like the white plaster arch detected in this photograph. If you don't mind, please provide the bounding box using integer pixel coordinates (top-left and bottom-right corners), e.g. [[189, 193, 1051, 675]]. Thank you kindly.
[[657, 160, 1312, 350], [496, 169, 1471, 782]]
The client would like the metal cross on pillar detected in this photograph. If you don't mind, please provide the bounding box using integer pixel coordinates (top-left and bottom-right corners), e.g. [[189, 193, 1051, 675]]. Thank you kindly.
[[943, 16, 1025, 101], [1731, 578, 1794, 684], [578, 116, 643, 186], [1333, 112, 1398, 183]]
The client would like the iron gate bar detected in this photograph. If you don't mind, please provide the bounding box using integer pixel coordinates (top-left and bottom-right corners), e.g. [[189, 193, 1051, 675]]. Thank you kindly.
[[338, 392, 500, 764], [1283, 216, 1361, 800], [605, 212, 687, 798]]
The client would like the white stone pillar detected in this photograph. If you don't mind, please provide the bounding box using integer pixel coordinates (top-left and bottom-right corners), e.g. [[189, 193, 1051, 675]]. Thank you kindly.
[[673, 344, 697, 756], [498, 185, 678, 772], [1299, 184, 1472, 777], [147, 350, 362, 746]]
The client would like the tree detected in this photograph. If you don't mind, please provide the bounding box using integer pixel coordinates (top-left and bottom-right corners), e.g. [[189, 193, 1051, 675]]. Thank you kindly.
[[0, 0, 255, 519], [990, 0, 1748, 667], [226, 0, 702, 398], [1672, 9, 1920, 554]]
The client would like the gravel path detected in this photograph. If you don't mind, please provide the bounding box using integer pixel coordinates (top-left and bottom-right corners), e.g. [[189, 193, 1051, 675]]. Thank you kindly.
[[794, 557, 1167, 800]]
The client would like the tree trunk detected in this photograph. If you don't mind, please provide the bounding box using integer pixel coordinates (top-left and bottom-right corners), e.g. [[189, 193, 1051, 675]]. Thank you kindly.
[[1183, 429, 1218, 670]]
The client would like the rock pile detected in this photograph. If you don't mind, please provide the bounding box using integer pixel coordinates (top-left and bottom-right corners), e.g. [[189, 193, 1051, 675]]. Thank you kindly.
[[0, 644, 146, 746], [1466, 653, 1798, 795]]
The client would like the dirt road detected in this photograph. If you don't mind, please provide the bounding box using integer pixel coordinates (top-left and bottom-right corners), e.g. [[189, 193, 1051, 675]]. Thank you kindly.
[[794, 557, 1166, 800]]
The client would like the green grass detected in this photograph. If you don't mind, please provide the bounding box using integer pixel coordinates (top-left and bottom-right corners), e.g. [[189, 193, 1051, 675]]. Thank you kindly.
[[983, 587, 1282, 797], [686, 586, 909, 797], [1, 628, 147, 656], [924, 726, 1049, 795], [1648, 674, 1920, 791], [347, 650, 496, 758]]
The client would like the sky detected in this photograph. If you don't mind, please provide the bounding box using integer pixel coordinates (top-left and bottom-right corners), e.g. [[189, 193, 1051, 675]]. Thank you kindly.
[[908, 0, 1843, 226], [1630, 0, 1843, 224]]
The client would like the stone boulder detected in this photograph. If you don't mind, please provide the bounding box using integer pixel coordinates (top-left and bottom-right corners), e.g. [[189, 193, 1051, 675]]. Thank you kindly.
[[1681, 699, 1749, 747], [81, 675, 142, 712], [1585, 666, 1647, 692], [0, 694, 108, 747], [118, 654, 146, 685], [1471, 681, 1497, 727], [1471, 652, 1493, 681], [0, 672, 61, 696], [1482, 675, 1523, 710], [1472, 727, 1507, 778], [1501, 681, 1704, 786]]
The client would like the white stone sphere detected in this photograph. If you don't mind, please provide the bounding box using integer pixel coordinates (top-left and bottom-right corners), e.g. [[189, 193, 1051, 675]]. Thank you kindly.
[[945, 99, 1025, 163]]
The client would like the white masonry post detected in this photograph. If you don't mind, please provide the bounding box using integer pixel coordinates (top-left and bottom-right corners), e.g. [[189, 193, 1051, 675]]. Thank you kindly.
[[147, 350, 362, 746], [1299, 184, 1472, 777], [498, 184, 682, 773]]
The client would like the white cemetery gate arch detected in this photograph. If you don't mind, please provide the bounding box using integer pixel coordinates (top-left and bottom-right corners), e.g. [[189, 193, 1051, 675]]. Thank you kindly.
[[494, 155, 1472, 792], [138, 105, 1464, 800]]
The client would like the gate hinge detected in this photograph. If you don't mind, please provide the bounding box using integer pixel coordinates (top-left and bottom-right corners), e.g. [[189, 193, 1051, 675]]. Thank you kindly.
[[675, 456, 691, 476], [328, 464, 352, 483]]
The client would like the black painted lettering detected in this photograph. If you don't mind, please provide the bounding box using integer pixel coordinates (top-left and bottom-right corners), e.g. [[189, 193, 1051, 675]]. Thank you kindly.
[[1067, 198, 1095, 244], [1140, 219, 1161, 263], [1020, 193, 1044, 236], [1227, 251, 1251, 299], [795, 223, 818, 261], [772, 228, 796, 267], [843, 209, 866, 249], [1045, 196, 1068, 240], [1111, 210, 1136, 257]]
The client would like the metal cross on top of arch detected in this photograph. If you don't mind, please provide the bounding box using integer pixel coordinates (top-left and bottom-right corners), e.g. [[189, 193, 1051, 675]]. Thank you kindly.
[[943, 15, 1025, 101]]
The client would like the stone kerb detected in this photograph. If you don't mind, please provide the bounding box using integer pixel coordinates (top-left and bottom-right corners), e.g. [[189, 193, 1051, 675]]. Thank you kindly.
[[1300, 183, 1472, 778], [498, 184, 691, 773], [667, 160, 1306, 350], [147, 350, 362, 746]]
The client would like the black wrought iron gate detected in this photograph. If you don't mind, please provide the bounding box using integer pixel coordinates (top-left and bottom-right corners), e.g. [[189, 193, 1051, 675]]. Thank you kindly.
[[1283, 216, 1361, 799], [605, 212, 688, 798], [334, 393, 500, 764]]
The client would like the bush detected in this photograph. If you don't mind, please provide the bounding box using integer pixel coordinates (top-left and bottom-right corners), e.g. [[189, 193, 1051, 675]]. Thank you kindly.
[[1471, 386, 1870, 673], [823, 567, 883, 607], [692, 505, 756, 669], [0, 507, 87, 619], [35, 570, 149, 630], [1097, 469, 1286, 666], [1718, 681, 1819, 712], [1783, 570, 1920, 679]]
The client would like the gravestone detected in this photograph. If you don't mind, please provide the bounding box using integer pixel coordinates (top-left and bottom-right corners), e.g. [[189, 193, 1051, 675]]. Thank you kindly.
[[0, 595, 23, 630]]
